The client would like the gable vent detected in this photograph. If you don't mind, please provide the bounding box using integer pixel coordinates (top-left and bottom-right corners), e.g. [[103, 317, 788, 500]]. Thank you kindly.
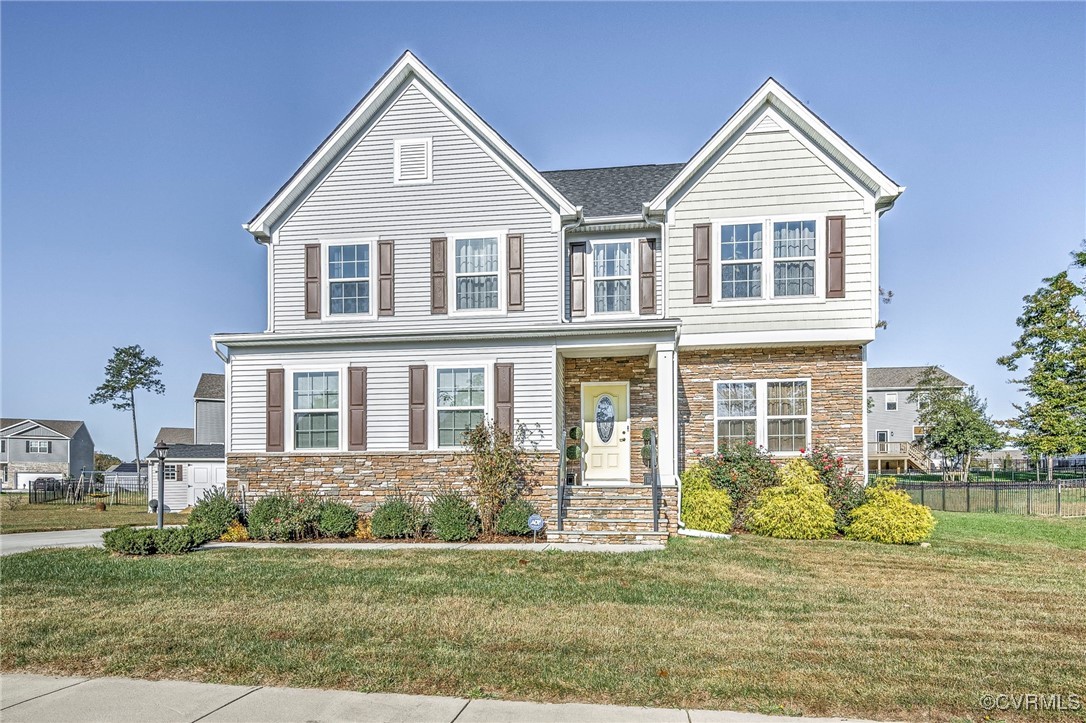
[[394, 137, 432, 184]]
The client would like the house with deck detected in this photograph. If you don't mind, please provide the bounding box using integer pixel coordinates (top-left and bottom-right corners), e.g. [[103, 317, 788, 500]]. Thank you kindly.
[[867, 366, 966, 473], [212, 51, 904, 543]]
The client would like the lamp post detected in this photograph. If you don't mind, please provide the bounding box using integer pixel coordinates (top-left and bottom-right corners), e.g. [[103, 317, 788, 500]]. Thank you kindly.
[[152, 441, 169, 529]]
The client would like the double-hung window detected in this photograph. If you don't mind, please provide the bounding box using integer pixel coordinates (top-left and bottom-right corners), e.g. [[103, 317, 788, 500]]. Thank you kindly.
[[27, 440, 50, 454], [435, 367, 486, 447], [719, 223, 763, 299], [327, 243, 371, 316], [293, 371, 339, 450], [885, 392, 898, 411], [453, 236, 500, 311], [716, 218, 820, 300], [772, 220, 817, 297], [714, 379, 810, 454], [592, 240, 633, 313]]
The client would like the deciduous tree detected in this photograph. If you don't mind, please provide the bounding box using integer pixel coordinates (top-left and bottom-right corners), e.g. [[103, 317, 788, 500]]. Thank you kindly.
[[909, 367, 1003, 477]]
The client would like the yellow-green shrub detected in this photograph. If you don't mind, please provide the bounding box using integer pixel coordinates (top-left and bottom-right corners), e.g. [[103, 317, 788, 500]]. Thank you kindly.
[[845, 483, 936, 544], [778, 457, 820, 487], [745, 476, 836, 540], [219, 520, 250, 542], [354, 515, 372, 540], [681, 467, 733, 533]]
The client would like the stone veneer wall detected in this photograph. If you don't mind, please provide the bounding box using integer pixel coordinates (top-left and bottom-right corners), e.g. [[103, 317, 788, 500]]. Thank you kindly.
[[678, 345, 865, 475], [561, 355, 658, 483], [228, 451, 561, 517]]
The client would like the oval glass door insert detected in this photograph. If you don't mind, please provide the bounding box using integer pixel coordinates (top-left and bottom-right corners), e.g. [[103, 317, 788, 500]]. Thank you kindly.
[[596, 395, 616, 443]]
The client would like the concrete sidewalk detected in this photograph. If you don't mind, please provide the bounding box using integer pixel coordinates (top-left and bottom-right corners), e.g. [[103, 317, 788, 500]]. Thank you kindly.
[[0, 674, 886, 723], [0, 528, 109, 556], [203, 540, 664, 553]]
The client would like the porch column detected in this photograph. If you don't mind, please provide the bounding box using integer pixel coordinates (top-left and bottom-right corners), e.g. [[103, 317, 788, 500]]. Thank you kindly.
[[655, 342, 678, 483]]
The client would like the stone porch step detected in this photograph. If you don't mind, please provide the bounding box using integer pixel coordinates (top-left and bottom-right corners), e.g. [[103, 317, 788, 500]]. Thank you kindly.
[[548, 529, 669, 545], [559, 519, 663, 533], [562, 508, 656, 521]]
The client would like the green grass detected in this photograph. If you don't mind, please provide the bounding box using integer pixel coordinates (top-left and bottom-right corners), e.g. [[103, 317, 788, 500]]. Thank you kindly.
[[0, 495, 188, 534], [2, 512, 1084, 722]]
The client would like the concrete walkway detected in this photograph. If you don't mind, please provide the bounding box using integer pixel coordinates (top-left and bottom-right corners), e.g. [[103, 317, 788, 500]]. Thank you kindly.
[[0, 528, 109, 556], [0, 674, 887, 723]]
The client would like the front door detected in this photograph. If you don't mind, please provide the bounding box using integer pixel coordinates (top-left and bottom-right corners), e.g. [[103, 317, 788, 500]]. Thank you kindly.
[[581, 382, 630, 483]]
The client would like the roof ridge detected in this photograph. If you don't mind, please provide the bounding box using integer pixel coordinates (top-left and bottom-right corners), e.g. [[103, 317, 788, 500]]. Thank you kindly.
[[542, 162, 685, 174]]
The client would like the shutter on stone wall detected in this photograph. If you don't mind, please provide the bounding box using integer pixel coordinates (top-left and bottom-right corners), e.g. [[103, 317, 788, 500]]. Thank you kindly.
[[507, 234, 524, 311], [639, 238, 656, 315], [826, 216, 846, 299], [693, 223, 711, 304], [304, 244, 321, 318], [348, 366, 367, 451], [495, 363, 514, 437], [266, 368, 285, 452], [570, 242, 586, 317], [378, 240, 395, 316], [430, 237, 447, 314], [408, 365, 427, 450]]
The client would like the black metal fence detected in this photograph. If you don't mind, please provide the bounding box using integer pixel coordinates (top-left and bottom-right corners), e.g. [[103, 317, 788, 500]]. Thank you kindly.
[[889, 478, 1086, 518], [28, 472, 148, 507]]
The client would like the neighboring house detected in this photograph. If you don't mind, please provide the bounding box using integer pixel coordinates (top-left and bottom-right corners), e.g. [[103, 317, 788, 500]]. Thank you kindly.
[[0, 418, 94, 489], [212, 52, 904, 543], [147, 373, 226, 511], [867, 366, 966, 473]]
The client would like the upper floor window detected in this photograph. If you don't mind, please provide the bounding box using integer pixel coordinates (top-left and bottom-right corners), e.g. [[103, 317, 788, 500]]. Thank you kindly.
[[327, 243, 372, 316], [592, 240, 633, 313], [885, 393, 898, 411], [27, 440, 51, 454], [393, 137, 432, 184], [436, 367, 486, 447], [772, 220, 816, 297], [917, 394, 929, 411], [453, 235, 500, 311], [293, 371, 339, 450], [714, 379, 810, 454], [719, 223, 763, 299], [715, 217, 820, 301]]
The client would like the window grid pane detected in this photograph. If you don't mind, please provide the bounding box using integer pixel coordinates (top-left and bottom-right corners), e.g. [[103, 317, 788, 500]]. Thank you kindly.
[[772, 220, 816, 297], [767, 418, 806, 453], [294, 372, 339, 410], [594, 279, 631, 313], [294, 412, 339, 449], [722, 263, 762, 299], [330, 281, 370, 315], [773, 221, 816, 258], [593, 242, 631, 278], [767, 380, 808, 453], [328, 244, 370, 280], [715, 382, 758, 450], [592, 242, 632, 313], [436, 367, 486, 448], [455, 238, 498, 274]]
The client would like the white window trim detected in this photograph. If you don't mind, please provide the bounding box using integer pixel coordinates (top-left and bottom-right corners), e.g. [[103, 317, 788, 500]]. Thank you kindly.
[[885, 392, 898, 411], [321, 238, 377, 321], [393, 136, 433, 185], [27, 440, 50, 454], [710, 214, 826, 306], [447, 229, 507, 317], [585, 238, 640, 319], [428, 360, 495, 451], [713, 378, 812, 456], [286, 366, 347, 453], [164, 464, 178, 482]]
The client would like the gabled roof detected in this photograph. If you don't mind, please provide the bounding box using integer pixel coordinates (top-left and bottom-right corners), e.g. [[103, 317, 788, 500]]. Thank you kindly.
[[542, 164, 685, 218], [245, 50, 578, 239], [648, 78, 905, 213], [155, 427, 194, 445], [194, 373, 225, 400], [867, 366, 966, 391], [0, 418, 84, 438]]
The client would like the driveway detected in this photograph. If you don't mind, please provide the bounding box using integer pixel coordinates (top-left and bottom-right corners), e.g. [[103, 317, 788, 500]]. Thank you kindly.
[[0, 528, 108, 556]]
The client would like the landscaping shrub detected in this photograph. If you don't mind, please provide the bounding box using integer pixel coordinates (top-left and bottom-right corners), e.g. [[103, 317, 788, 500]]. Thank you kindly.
[[219, 520, 250, 542], [354, 515, 372, 540], [846, 478, 936, 544], [154, 527, 202, 555], [680, 467, 733, 534], [103, 526, 157, 555], [186, 523, 218, 546], [688, 442, 777, 525], [805, 444, 865, 531], [428, 491, 480, 541], [371, 496, 426, 539], [188, 489, 244, 538], [317, 499, 358, 538], [746, 465, 837, 540], [778, 458, 820, 486], [496, 498, 538, 536], [462, 419, 541, 535], [247, 495, 304, 541]]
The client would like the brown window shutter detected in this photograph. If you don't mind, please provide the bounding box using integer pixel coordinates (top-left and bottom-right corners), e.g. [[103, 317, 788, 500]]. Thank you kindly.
[[495, 363, 514, 437], [693, 223, 712, 304], [430, 237, 447, 314], [304, 244, 321, 318], [570, 242, 586, 317], [266, 368, 285, 452], [176, 464, 183, 482], [378, 241, 395, 316], [408, 365, 427, 450], [826, 216, 846, 299], [639, 238, 656, 315], [507, 234, 524, 311], [348, 366, 367, 450]]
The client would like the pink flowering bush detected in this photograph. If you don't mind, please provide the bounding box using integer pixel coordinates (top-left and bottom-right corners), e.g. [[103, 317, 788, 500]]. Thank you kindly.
[[688, 441, 778, 527], [804, 443, 864, 531]]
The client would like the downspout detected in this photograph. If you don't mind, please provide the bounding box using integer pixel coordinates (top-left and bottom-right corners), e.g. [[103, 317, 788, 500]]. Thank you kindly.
[[558, 207, 585, 324]]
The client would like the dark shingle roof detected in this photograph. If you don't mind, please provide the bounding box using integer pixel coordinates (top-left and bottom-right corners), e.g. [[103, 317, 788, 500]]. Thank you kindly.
[[158, 444, 225, 460], [867, 366, 966, 390], [0, 418, 85, 438], [155, 427, 194, 445], [194, 373, 225, 400], [541, 163, 685, 218]]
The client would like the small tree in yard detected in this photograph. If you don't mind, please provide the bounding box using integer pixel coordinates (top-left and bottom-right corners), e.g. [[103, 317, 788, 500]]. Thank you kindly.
[[89, 345, 165, 475], [94, 452, 121, 471], [909, 366, 1003, 478], [462, 419, 540, 536], [998, 243, 1086, 478]]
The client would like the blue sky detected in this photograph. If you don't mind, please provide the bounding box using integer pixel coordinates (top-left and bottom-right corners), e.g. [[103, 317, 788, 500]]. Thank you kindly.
[[2, 2, 1084, 459]]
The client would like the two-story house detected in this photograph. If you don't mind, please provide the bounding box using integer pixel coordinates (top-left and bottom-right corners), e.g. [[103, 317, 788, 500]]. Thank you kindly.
[[867, 366, 966, 474], [0, 418, 94, 489], [212, 52, 904, 543]]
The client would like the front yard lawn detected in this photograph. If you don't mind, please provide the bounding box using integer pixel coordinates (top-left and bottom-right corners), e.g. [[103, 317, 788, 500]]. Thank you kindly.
[[2, 512, 1084, 721], [0, 495, 188, 534]]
